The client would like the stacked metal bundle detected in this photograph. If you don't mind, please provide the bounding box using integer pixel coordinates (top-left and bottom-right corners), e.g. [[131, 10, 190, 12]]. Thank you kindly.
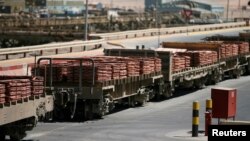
[[176, 52, 193, 66], [19, 79, 31, 98], [118, 63, 127, 79], [220, 45, 226, 58], [0, 79, 31, 102], [38, 56, 161, 84], [220, 44, 238, 58], [110, 63, 121, 80], [83, 63, 113, 82], [126, 59, 140, 77], [138, 58, 156, 74], [193, 51, 218, 66], [174, 51, 218, 69], [155, 58, 162, 72], [238, 42, 249, 54], [105, 62, 127, 79], [184, 56, 191, 67], [193, 52, 209, 66], [0, 84, 5, 104], [93, 57, 128, 79], [0, 81, 17, 102], [210, 51, 218, 63], [232, 44, 239, 56], [31, 77, 44, 96], [172, 56, 187, 72]]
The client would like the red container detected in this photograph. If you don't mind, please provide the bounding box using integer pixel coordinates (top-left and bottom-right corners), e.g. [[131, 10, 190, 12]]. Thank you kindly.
[[211, 87, 237, 119]]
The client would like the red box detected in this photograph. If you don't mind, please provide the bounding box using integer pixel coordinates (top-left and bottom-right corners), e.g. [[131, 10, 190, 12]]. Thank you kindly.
[[211, 87, 237, 119]]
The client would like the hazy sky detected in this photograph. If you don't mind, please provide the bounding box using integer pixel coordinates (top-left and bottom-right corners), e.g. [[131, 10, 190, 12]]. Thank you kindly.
[[90, 0, 249, 9]]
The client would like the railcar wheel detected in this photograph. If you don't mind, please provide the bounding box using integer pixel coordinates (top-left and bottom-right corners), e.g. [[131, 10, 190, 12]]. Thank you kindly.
[[0, 129, 5, 141], [84, 102, 94, 120], [162, 84, 172, 98], [140, 99, 147, 106], [128, 97, 136, 107], [233, 67, 241, 79], [9, 131, 26, 141]]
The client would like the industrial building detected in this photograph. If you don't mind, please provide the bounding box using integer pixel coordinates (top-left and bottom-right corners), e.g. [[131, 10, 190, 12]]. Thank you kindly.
[[0, 0, 106, 17], [145, 0, 224, 18], [0, 0, 87, 14], [0, 0, 26, 13]]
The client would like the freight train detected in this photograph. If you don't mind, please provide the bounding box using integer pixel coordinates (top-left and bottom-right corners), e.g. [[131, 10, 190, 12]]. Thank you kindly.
[[36, 40, 250, 120], [1, 40, 250, 140]]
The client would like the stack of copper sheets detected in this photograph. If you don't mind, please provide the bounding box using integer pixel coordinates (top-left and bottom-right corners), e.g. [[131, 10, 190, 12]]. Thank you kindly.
[[0, 84, 5, 104], [173, 51, 218, 70], [238, 42, 250, 54], [81, 63, 113, 82], [32, 77, 44, 96], [155, 58, 162, 72], [119, 63, 128, 79], [220, 44, 239, 58], [176, 52, 192, 67], [0, 79, 31, 102], [193, 51, 218, 66], [126, 59, 140, 77], [232, 44, 239, 56], [172, 56, 187, 72], [111, 63, 121, 80], [138, 58, 156, 74], [38, 56, 161, 84]]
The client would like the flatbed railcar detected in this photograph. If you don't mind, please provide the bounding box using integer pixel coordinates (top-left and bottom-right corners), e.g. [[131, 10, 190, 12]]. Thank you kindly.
[[36, 58, 163, 119], [104, 47, 250, 96], [0, 75, 54, 141]]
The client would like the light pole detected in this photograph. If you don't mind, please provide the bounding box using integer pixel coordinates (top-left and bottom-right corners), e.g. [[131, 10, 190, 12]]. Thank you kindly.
[[238, 0, 242, 19], [84, 0, 89, 41], [238, 0, 241, 9], [156, 0, 160, 48], [155, 0, 158, 28], [226, 0, 230, 22]]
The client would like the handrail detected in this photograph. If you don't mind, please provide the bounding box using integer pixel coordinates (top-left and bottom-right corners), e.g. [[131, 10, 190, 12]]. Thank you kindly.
[[0, 39, 105, 53], [0, 22, 247, 61], [91, 22, 247, 40], [0, 39, 105, 61]]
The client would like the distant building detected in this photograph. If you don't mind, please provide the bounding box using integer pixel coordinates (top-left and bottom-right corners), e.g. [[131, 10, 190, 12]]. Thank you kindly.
[[145, 0, 224, 18], [211, 5, 224, 17], [0, 0, 104, 16], [0, 0, 26, 13], [145, 0, 161, 11], [0, 0, 47, 13], [46, 0, 84, 15]]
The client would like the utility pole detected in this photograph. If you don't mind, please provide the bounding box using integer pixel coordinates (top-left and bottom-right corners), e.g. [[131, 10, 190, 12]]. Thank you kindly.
[[84, 0, 89, 41]]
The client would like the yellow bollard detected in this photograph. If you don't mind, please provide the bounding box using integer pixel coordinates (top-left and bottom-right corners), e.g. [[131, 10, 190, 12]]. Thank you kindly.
[[192, 101, 200, 137], [206, 99, 212, 112]]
